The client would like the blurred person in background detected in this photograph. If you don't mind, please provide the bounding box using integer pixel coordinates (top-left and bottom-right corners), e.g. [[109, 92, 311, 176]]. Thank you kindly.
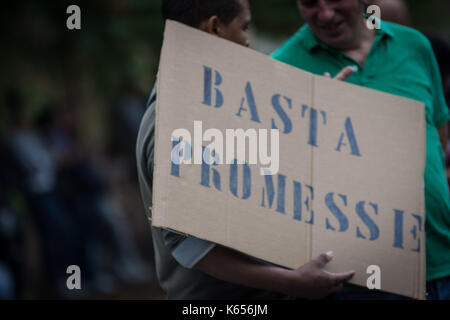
[[2, 88, 151, 298], [2, 89, 79, 297], [272, 0, 450, 300], [36, 103, 150, 291], [0, 142, 25, 299], [111, 81, 147, 174]]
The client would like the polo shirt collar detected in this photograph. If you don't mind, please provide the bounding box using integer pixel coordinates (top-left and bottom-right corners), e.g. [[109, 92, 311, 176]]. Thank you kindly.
[[300, 19, 394, 53]]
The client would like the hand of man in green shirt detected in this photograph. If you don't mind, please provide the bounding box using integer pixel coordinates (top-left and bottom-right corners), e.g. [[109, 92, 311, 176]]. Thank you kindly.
[[324, 65, 355, 81]]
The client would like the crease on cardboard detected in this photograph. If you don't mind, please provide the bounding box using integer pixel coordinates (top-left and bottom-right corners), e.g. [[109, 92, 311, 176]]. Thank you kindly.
[[412, 105, 425, 300], [408, 103, 426, 300], [307, 75, 316, 263], [417, 108, 427, 300]]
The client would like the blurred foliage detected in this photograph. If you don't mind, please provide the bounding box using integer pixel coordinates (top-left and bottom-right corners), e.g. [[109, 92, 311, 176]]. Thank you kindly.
[[1, 0, 165, 144], [2, 1, 163, 104], [1, 0, 449, 146]]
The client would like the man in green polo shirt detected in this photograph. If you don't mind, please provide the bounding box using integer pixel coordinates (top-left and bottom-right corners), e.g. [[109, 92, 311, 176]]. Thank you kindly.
[[272, 0, 450, 300]]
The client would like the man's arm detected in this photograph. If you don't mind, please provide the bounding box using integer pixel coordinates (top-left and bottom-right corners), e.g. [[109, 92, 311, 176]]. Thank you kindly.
[[196, 245, 355, 300]]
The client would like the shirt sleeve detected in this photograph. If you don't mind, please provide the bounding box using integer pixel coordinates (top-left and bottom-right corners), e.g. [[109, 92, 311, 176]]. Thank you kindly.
[[146, 87, 216, 269], [426, 40, 450, 128], [160, 229, 216, 268]]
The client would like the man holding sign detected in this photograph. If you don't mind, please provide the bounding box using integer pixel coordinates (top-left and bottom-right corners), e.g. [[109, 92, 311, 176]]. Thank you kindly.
[[272, 0, 450, 300], [137, 0, 355, 300]]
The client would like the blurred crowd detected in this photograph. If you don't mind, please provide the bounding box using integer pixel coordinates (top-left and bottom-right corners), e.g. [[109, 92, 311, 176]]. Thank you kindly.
[[0, 85, 157, 299]]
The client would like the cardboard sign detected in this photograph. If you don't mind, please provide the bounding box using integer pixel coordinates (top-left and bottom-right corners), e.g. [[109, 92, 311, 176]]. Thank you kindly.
[[152, 20, 426, 299]]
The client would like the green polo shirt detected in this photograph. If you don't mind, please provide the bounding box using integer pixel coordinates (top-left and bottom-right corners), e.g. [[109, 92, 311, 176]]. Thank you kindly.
[[272, 21, 450, 281]]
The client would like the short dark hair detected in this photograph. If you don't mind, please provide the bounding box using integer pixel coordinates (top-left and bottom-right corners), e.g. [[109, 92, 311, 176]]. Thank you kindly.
[[162, 0, 243, 28]]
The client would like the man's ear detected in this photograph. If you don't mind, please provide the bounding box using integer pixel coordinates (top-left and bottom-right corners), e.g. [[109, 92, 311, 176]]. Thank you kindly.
[[199, 16, 220, 35]]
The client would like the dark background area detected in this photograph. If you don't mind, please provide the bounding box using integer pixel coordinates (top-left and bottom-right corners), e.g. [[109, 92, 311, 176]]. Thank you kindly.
[[0, 0, 449, 299]]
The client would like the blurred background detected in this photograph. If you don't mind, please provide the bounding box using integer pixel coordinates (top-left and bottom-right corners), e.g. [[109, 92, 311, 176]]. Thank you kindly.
[[0, 0, 449, 299]]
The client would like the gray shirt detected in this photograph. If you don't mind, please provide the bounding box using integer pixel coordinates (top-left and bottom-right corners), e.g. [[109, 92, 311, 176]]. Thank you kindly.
[[136, 85, 289, 299]]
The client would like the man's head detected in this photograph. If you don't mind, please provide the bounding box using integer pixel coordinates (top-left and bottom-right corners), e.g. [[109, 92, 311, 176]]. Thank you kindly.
[[296, 0, 367, 50], [162, 0, 251, 47]]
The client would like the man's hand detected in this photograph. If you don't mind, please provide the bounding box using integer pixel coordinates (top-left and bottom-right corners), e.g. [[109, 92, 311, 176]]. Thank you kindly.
[[285, 251, 355, 300], [196, 246, 355, 300], [324, 66, 355, 82]]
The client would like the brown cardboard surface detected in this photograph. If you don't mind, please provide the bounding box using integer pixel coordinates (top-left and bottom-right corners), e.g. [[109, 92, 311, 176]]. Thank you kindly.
[[311, 76, 426, 299], [152, 20, 426, 299]]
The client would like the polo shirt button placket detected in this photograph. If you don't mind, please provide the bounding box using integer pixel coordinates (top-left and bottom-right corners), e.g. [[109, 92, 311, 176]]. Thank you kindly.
[[363, 63, 376, 84], [351, 64, 363, 85]]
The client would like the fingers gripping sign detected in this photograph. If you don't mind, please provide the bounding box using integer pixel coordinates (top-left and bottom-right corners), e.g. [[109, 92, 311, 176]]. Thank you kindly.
[[287, 251, 355, 300], [324, 66, 355, 82]]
